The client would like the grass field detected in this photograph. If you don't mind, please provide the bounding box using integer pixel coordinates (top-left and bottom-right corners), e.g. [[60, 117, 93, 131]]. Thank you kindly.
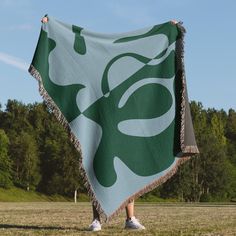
[[0, 187, 76, 202], [0, 202, 235, 236]]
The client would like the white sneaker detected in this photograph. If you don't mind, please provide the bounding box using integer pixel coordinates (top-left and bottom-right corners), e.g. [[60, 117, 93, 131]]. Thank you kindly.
[[125, 216, 145, 230], [88, 219, 102, 231]]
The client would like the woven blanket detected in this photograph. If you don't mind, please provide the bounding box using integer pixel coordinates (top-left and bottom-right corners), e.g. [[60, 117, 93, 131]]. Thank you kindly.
[[29, 16, 199, 220]]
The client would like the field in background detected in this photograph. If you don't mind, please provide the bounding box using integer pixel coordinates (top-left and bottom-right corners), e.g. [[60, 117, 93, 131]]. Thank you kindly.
[[0, 187, 89, 202], [0, 186, 179, 203], [0, 202, 235, 235]]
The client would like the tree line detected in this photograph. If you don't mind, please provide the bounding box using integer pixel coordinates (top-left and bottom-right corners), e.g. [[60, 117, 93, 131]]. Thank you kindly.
[[0, 100, 236, 201]]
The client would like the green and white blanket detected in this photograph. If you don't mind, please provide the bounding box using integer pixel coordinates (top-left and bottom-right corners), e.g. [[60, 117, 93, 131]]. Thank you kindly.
[[29, 16, 199, 219]]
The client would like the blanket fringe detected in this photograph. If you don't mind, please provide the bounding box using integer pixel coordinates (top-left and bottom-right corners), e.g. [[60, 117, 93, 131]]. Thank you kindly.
[[176, 22, 199, 154], [176, 22, 187, 154]]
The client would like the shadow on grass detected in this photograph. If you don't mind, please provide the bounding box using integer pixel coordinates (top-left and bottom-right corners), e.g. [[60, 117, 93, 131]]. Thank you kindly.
[[0, 224, 88, 232]]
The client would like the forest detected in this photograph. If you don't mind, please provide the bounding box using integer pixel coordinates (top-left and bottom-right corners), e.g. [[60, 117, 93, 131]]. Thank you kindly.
[[0, 99, 236, 202]]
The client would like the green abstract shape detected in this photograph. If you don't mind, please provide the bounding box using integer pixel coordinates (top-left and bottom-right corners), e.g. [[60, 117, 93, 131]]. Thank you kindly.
[[32, 29, 85, 122], [101, 50, 176, 96], [72, 25, 87, 55], [84, 52, 180, 187], [101, 53, 151, 95], [114, 22, 179, 45]]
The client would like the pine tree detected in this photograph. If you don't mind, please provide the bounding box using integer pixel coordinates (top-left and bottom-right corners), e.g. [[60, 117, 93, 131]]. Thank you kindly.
[[0, 129, 12, 188]]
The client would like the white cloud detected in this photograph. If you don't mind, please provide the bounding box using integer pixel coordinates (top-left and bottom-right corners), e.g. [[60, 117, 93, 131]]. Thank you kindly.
[[0, 52, 28, 71]]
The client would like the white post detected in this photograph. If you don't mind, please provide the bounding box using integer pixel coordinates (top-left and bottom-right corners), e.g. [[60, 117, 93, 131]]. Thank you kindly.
[[74, 189, 77, 203]]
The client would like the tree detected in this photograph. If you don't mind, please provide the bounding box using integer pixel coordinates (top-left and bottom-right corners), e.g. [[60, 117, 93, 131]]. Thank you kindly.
[[2, 100, 32, 133], [0, 129, 12, 188], [191, 104, 230, 201], [10, 132, 41, 190], [226, 109, 236, 165], [225, 109, 236, 199], [226, 109, 236, 140], [61, 148, 84, 198], [160, 101, 232, 202], [37, 122, 83, 196]]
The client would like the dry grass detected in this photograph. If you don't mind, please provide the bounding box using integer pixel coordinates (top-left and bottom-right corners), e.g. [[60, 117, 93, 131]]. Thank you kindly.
[[0, 202, 235, 235]]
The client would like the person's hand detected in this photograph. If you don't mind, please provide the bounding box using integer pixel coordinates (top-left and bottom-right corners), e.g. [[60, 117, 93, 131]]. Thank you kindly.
[[171, 20, 178, 24], [41, 17, 48, 23]]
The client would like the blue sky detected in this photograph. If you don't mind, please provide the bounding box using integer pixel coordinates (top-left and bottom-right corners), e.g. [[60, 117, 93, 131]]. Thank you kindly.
[[0, 0, 235, 111]]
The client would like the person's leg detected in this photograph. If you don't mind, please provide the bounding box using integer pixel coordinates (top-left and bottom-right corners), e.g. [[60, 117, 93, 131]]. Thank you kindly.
[[88, 203, 102, 231], [92, 204, 101, 221], [125, 200, 145, 230], [125, 200, 134, 219]]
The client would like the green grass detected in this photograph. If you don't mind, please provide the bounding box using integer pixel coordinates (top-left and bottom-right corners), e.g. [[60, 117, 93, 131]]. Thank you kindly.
[[137, 194, 179, 203], [0, 202, 235, 235], [0, 187, 72, 202], [0, 187, 176, 203]]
